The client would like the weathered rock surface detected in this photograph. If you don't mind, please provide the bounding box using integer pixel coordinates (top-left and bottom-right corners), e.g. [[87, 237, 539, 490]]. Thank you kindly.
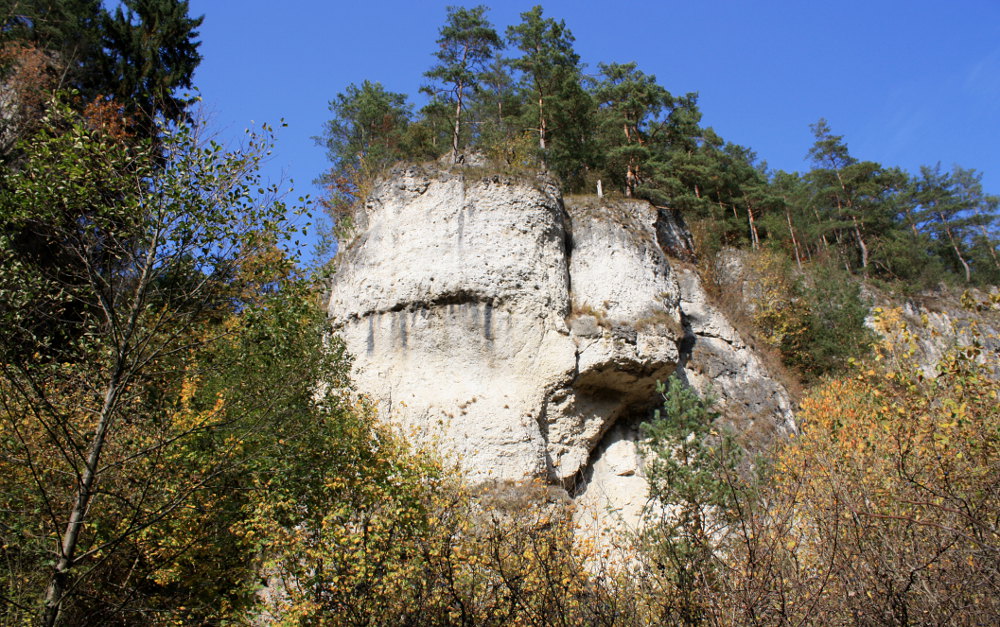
[[327, 163, 796, 529], [869, 288, 1000, 377]]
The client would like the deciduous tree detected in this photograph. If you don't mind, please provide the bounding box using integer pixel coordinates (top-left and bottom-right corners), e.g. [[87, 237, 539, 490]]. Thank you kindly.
[[0, 103, 307, 624]]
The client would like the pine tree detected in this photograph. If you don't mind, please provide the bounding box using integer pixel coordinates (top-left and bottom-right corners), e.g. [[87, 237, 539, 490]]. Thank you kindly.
[[506, 5, 579, 152], [805, 119, 902, 275], [466, 57, 527, 163], [317, 81, 412, 176], [314, 80, 413, 232], [641, 375, 741, 625], [911, 164, 998, 283], [592, 62, 673, 197], [421, 5, 502, 162]]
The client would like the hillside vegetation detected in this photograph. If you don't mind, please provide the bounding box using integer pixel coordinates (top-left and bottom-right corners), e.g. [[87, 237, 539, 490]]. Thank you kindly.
[[317, 5, 999, 293], [1, 3, 997, 625]]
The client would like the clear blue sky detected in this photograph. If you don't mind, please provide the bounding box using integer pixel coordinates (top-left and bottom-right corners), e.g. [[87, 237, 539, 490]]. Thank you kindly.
[[189, 0, 1000, 247]]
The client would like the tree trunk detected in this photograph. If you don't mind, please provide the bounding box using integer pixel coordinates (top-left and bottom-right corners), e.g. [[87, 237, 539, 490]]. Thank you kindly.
[[903, 206, 921, 240], [852, 215, 869, 271], [747, 204, 760, 250], [451, 81, 464, 163], [42, 369, 124, 626], [977, 223, 1000, 270], [786, 208, 803, 270], [41, 217, 160, 625], [942, 220, 972, 282], [538, 94, 546, 151], [812, 206, 830, 249], [625, 163, 638, 197]]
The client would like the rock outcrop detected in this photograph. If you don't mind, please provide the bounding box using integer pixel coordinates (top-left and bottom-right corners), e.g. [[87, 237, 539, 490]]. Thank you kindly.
[[863, 290, 1000, 385], [327, 162, 796, 530]]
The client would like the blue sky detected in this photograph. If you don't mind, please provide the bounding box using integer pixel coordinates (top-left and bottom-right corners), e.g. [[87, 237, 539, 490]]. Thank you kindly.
[[189, 0, 1000, 246]]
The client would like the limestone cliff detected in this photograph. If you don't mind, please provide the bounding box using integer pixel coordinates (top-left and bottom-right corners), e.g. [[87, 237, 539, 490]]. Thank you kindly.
[[327, 162, 796, 528]]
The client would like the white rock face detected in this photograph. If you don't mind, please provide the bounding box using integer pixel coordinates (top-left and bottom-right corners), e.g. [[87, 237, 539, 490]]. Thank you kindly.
[[327, 163, 796, 529]]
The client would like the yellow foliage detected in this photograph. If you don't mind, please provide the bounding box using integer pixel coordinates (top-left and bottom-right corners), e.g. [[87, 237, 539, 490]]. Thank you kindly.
[[731, 321, 1000, 624]]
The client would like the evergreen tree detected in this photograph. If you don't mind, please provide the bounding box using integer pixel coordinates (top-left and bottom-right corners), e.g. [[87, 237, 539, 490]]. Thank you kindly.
[[542, 77, 597, 190], [506, 5, 580, 152], [100, 0, 203, 127], [641, 375, 742, 625], [1, 0, 105, 93], [592, 61, 673, 197], [1, 0, 202, 141], [653, 129, 780, 252], [805, 119, 902, 275], [317, 80, 412, 177], [952, 167, 1000, 283], [1, 1, 105, 158], [314, 80, 413, 233], [910, 164, 999, 283], [720, 143, 780, 250], [504, 6, 596, 187], [769, 170, 813, 267], [422, 5, 502, 162], [466, 56, 526, 163], [413, 97, 456, 157]]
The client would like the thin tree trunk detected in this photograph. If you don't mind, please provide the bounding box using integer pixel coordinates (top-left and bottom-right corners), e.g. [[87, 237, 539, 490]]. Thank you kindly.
[[977, 223, 1000, 270], [812, 206, 829, 249], [835, 170, 869, 271], [42, 369, 123, 626], [623, 122, 636, 197], [903, 206, 921, 239], [747, 204, 760, 250], [942, 220, 972, 282], [450, 73, 465, 163], [852, 215, 869, 272], [538, 94, 546, 150], [41, 218, 160, 626], [451, 90, 462, 163], [786, 208, 803, 270]]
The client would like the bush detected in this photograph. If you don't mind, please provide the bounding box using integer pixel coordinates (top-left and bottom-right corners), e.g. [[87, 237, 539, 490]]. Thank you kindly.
[[783, 258, 876, 379], [638, 376, 743, 625], [711, 314, 1000, 625]]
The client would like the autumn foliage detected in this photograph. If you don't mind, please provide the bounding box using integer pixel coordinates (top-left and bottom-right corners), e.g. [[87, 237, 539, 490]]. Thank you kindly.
[[2, 3, 997, 620], [698, 308, 1000, 625]]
